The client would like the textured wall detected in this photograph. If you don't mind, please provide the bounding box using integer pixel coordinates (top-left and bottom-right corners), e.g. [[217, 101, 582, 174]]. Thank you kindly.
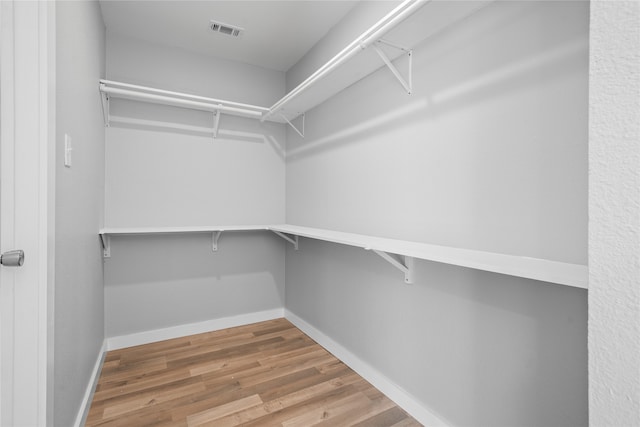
[[588, 1, 640, 425], [54, 2, 106, 426]]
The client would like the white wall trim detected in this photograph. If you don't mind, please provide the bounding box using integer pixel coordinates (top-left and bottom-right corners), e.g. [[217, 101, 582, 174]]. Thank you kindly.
[[73, 340, 106, 427], [285, 309, 451, 427], [106, 308, 285, 351], [1, 2, 55, 425]]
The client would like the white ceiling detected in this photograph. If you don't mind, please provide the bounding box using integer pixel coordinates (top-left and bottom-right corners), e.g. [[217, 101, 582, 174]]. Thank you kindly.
[[99, 1, 359, 72]]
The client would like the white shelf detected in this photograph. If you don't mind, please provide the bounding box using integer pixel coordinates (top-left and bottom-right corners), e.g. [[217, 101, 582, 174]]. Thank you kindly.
[[97, 1, 585, 290], [99, 224, 588, 289], [98, 80, 283, 138], [270, 224, 588, 289], [264, 0, 492, 122], [98, 225, 269, 257], [99, 1, 493, 135], [99, 225, 269, 235]]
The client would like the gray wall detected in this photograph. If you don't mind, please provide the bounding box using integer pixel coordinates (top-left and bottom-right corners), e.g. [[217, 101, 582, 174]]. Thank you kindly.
[[286, 241, 587, 426], [103, 35, 286, 337], [287, 1, 588, 264], [54, 2, 106, 426], [105, 232, 285, 337], [285, 1, 588, 426], [104, 34, 286, 228]]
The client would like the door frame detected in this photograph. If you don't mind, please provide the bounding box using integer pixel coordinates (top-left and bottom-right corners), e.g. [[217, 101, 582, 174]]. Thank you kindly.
[[0, 1, 55, 425]]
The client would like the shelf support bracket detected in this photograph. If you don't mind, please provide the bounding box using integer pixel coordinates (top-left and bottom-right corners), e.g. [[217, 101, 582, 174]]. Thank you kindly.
[[371, 249, 414, 284], [212, 231, 222, 251], [213, 106, 222, 138], [281, 113, 305, 138], [100, 234, 111, 258], [100, 89, 110, 127], [272, 231, 299, 250], [373, 40, 413, 95]]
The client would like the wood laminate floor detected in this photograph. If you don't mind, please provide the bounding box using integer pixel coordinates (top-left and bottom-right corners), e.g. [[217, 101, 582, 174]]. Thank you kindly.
[[85, 318, 422, 427]]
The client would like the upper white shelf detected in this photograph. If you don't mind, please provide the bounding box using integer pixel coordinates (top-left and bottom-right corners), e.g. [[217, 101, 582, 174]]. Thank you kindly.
[[270, 224, 588, 289], [98, 80, 286, 138], [99, 1, 493, 134], [99, 224, 588, 289], [264, 0, 492, 122], [100, 79, 271, 118]]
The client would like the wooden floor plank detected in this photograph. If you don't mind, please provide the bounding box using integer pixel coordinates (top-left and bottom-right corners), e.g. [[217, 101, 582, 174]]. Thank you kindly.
[[239, 383, 363, 427], [204, 377, 366, 427], [315, 394, 397, 426], [86, 319, 421, 427], [186, 394, 263, 426], [102, 381, 207, 420], [390, 418, 425, 427], [92, 367, 194, 403], [280, 392, 373, 427]]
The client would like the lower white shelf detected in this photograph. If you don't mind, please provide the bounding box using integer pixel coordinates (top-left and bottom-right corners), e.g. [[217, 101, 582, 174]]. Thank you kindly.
[[98, 224, 588, 289], [99, 225, 269, 235], [98, 225, 269, 257], [270, 225, 588, 289]]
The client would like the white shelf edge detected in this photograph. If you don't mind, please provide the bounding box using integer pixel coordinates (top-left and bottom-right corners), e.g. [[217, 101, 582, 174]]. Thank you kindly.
[[99, 2, 494, 129], [98, 224, 588, 289], [263, 0, 494, 122], [100, 79, 270, 112], [98, 225, 272, 258], [269, 224, 588, 289], [98, 80, 286, 125], [99, 225, 270, 235], [262, 0, 429, 122]]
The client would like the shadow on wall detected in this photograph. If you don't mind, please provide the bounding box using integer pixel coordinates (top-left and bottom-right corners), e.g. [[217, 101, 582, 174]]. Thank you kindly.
[[108, 99, 286, 159], [286, 1, 588, 161], [425, 259, 588, 426], [103, 232, 286, 337], [104, 231, 283, 285]]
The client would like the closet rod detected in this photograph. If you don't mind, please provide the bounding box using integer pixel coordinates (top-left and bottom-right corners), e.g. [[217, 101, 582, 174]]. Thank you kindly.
[[100, 79, 269, 112], [101, 86, 264, 118], [262, 0, 428, 122]]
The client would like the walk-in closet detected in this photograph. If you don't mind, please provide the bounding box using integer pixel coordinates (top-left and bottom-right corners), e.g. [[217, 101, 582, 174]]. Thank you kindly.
[[2, 1, 638, 426]]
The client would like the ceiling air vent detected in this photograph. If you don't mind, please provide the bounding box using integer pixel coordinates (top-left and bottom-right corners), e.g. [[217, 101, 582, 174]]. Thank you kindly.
[[209, 20, 244, 37]]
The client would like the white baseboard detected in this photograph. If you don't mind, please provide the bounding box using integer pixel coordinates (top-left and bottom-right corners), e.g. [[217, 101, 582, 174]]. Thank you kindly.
[[284, 309, 450, 427], [106, 308, 285, 351], [74, 339, 107, 427]]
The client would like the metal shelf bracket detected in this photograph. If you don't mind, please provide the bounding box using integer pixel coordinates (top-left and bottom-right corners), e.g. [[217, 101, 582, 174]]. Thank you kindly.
[[213, 107, 221, 138], [100, 89, 110, 127], [212, 231, 223, 251], [281, 113, 305, 138], [100, 234, 111, 258], [272, 231, 299, 250], [373, 40, 413, 95], [371, 249, 414, 284]]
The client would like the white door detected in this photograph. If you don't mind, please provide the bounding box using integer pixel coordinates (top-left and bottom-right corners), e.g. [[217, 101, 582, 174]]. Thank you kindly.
[[0, 1, 54, 426]]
